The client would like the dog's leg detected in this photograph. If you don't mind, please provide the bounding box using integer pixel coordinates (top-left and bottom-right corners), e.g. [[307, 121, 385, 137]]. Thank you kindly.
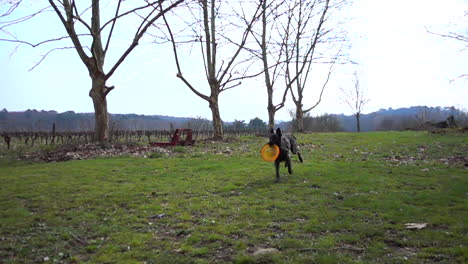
[[298, 152, 303, 163], [286, 157, 293, 174], [274, 160, 281, 182]]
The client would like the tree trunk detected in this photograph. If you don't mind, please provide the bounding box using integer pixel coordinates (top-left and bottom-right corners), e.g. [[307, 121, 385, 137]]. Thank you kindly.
[[89, 77, 109, 142], [268, 103, 275, 130], [267, 86, 275, 130], [356, 112, 361, 132], [51, 123, 56, 144], [263, 0, 275, 132], [209, 96, 223, 140], [296, 107, 304, 132]]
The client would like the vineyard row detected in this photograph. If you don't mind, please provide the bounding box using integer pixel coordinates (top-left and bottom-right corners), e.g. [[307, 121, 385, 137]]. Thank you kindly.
[[0, 129, 266, 149]]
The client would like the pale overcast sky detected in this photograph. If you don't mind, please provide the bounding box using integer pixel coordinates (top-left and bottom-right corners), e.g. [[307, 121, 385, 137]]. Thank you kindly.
[[0, 0, 467, 122]]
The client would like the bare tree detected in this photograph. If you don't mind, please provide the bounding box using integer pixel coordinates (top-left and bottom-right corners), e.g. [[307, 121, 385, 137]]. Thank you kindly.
[[161, 0, 262, 139], [247, 0, 289, 130], [281, 0, 345, 132], [0, 0, 183, 142], [340, 71, 368, 132]]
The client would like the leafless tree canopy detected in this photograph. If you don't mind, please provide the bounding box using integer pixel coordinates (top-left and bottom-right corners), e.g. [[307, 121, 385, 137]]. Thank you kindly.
[[277, 0, 347, 132], [160, 0, 263, 139], [0, 0, 184, 141], [340, 71, 369, 132], [1, 0, 352, 138], [246, 0, 291, 130]]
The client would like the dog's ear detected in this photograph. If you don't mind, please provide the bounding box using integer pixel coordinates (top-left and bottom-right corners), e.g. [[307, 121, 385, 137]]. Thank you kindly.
[[276, 128, 282, 137], [270, 128, 274, 134]]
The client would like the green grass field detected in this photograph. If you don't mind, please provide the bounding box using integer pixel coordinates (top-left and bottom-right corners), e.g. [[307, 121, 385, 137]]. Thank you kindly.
[[1, 131, 467, 263]]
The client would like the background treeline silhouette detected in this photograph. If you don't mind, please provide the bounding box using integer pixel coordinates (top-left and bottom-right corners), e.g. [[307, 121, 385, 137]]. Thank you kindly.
[[0, 106, 467, 133]]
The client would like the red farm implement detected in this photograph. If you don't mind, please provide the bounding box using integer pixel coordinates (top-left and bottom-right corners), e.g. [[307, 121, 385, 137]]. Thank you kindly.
[[149, 129, 195, 147]]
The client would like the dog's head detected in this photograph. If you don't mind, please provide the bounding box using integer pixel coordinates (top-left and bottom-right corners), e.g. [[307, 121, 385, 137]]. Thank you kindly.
[[268, 128, 282, 147]]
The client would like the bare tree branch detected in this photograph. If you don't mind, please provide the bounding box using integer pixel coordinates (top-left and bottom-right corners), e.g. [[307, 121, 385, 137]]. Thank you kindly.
[[104, 0, 122, 54], [160, 2, 210, 101], [0, 34, 90, 47], [303, 54, 335, 113], [0, 0, 21, 19], [288, 0, 330, 104], [49, 0, 92, 66], [100, 1, 163, 32], [220, 81, 241, 91], [426, 27, 468, 43], [218, 2, 262, 85], [106, 0, 184, 80], [28, 46, 77, 71], [0, 5, 50, 30]]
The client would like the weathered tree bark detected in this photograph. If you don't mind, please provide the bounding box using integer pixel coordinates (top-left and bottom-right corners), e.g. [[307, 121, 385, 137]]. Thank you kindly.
[[296, 107, 304, 133], [88, 0, 109, 142], [267, 102, 275, 130], [89, 77, 110, 141], [209, 96, 223, 140]]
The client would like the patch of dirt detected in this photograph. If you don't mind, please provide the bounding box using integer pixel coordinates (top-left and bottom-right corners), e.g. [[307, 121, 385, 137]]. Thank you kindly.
[[441, 155, 468, 168], [21, 143, 173, 162], [383, 151, 468, 168]]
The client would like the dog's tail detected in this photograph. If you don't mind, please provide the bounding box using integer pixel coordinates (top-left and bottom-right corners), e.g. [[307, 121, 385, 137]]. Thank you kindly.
[[298, 152, 303, 163]]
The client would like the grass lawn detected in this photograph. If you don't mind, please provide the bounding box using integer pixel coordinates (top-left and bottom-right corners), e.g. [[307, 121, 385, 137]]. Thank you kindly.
[[0, 131, 467, 263]]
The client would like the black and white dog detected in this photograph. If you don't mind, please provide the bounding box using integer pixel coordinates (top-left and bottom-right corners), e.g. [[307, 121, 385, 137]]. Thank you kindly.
[[268, 128, 303, 182]]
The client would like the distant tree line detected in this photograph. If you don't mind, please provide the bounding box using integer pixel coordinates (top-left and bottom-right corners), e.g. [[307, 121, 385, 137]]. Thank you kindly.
[[1, 106, 466, 134], [0, 108, 268, 133], [0, 109, 187, 132], [288, 106, 468, 132]]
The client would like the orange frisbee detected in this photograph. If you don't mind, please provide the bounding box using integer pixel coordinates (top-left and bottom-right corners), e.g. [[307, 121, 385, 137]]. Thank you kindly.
[[260, 144, 280, 162]]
